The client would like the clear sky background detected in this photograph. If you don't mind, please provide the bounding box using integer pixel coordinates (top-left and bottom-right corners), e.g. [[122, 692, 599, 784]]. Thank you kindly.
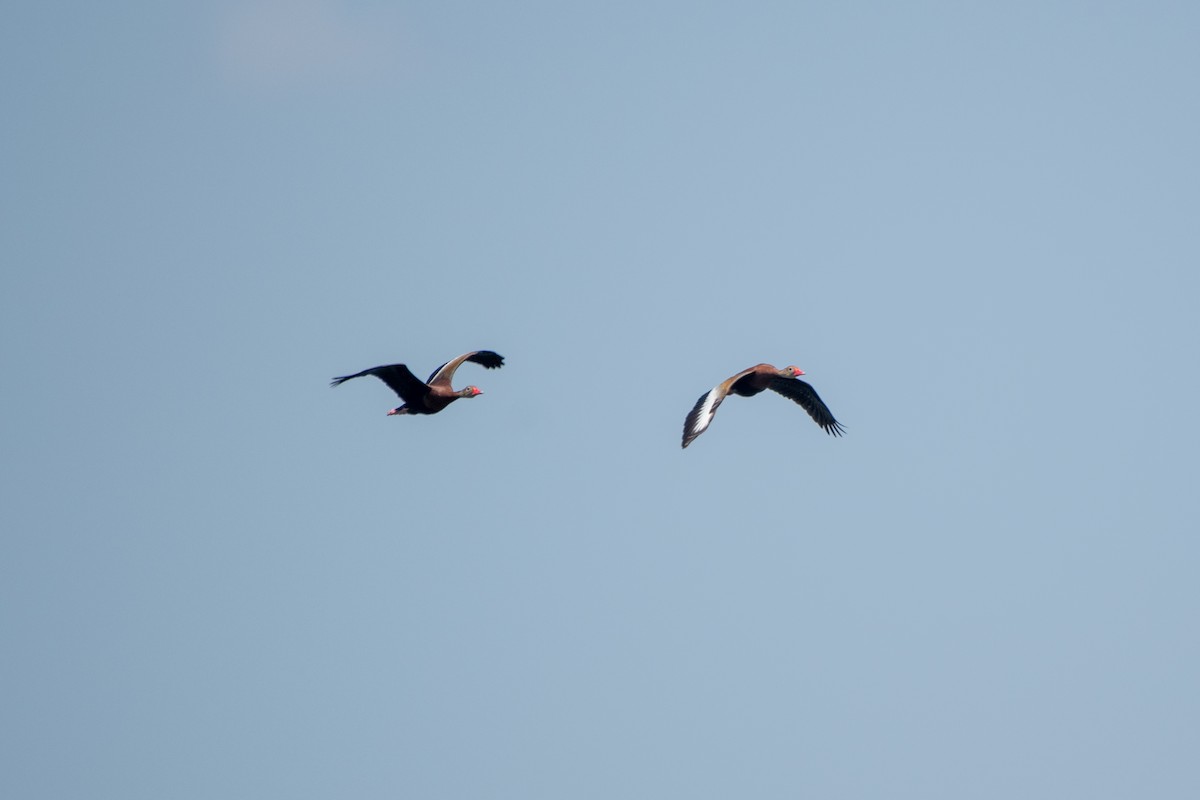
[[3, 2, 1199, 798]]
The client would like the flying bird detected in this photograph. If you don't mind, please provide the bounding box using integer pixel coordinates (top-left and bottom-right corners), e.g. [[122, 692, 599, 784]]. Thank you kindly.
[[331, 350, 504, 416], [682, 363, 844, 448]]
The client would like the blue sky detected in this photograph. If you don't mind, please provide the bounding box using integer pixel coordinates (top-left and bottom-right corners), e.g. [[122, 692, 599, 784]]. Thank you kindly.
[[3, 2, 1199, 798]]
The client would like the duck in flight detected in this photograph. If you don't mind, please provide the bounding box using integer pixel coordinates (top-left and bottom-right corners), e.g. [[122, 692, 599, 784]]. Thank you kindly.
[[683, 363, 844, 448], [331, 350, 504, 416]]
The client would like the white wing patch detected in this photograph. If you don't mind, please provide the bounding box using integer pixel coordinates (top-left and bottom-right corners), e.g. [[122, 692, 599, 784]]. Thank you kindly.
[[682, 386, 725, 448]]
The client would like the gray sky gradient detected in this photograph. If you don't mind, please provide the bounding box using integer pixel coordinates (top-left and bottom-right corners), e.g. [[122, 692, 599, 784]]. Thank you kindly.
[[3, 2, 1199, 798]]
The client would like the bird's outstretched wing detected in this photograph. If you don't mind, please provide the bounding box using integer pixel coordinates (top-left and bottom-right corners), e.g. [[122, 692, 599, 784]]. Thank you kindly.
[[426, 350, 505, 386], [681, 367, 757, 448], [768, 376, 845, 436], [682, 387, 726, 448], [331, 364, 429, 404]]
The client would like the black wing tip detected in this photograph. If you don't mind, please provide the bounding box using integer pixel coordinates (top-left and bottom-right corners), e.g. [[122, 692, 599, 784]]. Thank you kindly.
[[472, 351, 505, 369], [329, 366, 384, 388], [825, 421, 846, 437]]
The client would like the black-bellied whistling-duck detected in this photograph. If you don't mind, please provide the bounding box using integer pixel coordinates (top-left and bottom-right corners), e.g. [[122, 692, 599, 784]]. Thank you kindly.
[[331, 350, 504, 416], [682, 363, 844, 448]]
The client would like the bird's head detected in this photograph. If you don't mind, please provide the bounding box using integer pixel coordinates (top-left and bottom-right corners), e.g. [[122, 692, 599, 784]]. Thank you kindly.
[[461, 386, 483, 397], [784, 366, 806, 378], [386, 407, 404, 416]]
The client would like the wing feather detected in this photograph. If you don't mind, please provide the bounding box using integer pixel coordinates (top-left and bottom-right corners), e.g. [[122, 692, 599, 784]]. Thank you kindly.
[[331, 364, 429, 404], [768, 377, 845, 436], [426, 350, 505, 386], [682, 388, 724, 448]]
